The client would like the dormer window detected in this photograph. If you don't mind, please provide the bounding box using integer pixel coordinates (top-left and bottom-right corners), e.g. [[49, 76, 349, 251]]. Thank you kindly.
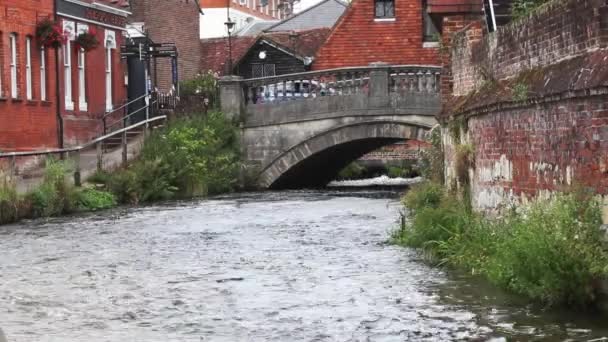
[[375, 0, 394, 18]]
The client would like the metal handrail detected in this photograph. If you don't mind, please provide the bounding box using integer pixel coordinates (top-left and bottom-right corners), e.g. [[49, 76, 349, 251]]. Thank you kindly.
[[0, 115, 167, 159], [104, 100, 159, 134], [101, 93, 150, 120], [240, 65, 443, 84]]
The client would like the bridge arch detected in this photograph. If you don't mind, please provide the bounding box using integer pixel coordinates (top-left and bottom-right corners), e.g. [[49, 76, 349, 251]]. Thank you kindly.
[[258, 120, 431, 189]]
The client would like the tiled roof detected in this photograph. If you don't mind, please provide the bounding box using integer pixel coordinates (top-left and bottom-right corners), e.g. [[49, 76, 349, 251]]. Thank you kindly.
[[234, 21, 279, 37], [200, 36, 258, 75], [264, 0, 347, 32], [201, 28, 332, 75], [258, 28, 332, 59]]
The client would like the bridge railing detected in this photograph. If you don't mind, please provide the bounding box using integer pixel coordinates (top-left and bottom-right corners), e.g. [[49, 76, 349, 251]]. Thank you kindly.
[[389, 65, 441, 94], [235, 64, 441, 105]]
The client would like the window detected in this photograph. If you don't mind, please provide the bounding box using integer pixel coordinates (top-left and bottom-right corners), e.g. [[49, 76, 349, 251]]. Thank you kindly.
[[423, 1, 440, 42], [374, 0, 394, 18], [64, 39, 74, 110], [78, 49, 87, 111], [105, 46, 112, 112], [9, 33, 18, 99], [239, 0, 246, 5], [40, 47, 47, 101], [252, 63, 275, 78], [26, 37, 32, 100]]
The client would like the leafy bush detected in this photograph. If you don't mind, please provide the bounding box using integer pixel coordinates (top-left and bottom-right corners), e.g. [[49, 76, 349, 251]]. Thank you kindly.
[[107, 168, 139, 204], [99, 111, 241, 204], [394, 183, 608, 308], [180, 70, 218, 98], [387, 163, 419, 178], [74, 188, 116, 211], [337, 162, 366, 180]]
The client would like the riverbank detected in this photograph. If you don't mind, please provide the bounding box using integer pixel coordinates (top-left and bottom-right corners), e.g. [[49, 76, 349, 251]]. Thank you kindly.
[[393, 182, 608, 309], [0, 112, 241, 225]]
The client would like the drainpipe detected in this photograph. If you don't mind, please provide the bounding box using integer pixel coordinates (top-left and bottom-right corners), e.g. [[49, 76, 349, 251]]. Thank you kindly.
[[54, 0, 64, 148]]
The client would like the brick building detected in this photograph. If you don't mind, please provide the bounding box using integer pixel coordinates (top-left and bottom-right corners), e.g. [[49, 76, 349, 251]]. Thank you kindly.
[[130, 0, 202, 91], [0, 0, 59, 151], [56, 0, 130, 146], [312, 0, 443, 70]]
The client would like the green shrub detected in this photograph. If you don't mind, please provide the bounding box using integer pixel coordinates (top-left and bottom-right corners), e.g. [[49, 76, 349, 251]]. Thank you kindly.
[[485, 196, 607, 306], [394, 183, 608, 308], [29, 159, 75, 217], [337, 162, 366, 180], [0, 180, 20, 223], [101, 111, 241, 203], [74, 188, 116, 211], [107, 168, 139, 204], [402, 182, 444, 211]]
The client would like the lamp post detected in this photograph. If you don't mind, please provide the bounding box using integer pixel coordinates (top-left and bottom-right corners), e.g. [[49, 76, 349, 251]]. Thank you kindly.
[[224, 19, 235, 75]]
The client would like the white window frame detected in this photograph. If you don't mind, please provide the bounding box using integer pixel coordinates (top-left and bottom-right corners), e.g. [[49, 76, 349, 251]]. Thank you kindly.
[[239, 0, 247, 5], [40, 47, 47, 101], [9, 33, 18, 99], [64, 39, 74, 110], [105, 46, 112, 112], [78, 48, 87, 111], [26, 37, 32, 100]]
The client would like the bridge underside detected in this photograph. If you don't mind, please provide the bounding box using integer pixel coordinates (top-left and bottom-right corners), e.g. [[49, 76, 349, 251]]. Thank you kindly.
[[270, 138, 403, 189], [249, 120, 432, 189]]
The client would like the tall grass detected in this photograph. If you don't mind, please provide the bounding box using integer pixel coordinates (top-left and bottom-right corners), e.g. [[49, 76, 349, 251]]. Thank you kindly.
[[0, 159, 117, 224], [394, 182, 608, 308]]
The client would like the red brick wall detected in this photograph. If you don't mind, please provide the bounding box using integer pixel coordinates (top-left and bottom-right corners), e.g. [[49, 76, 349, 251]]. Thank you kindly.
[[442, 0, 608, 213], [450, 0, 608, 96], [58, 20, 128, 146], [130, 0, 202, 91], [360, 140, 431, 161], [312, 0, 441, 70], [460, 96, 608, 211], [0, 0, 59, 151]]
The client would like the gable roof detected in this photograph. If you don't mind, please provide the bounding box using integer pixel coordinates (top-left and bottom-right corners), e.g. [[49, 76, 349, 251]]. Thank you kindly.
[[264, 0, 348, 32], [235, 21, 279, 37], [200, 27, 332, 75]]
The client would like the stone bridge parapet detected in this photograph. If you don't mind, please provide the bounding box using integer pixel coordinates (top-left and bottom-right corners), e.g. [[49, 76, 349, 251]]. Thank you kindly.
[[219, 63, 442, 188]]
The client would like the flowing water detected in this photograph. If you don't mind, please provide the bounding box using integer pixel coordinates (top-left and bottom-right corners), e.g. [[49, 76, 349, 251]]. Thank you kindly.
[[1, 190, 608, 342]]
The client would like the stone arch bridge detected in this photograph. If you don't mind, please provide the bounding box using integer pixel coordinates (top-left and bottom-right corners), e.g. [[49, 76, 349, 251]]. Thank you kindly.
[[219, 64, 441, 188]]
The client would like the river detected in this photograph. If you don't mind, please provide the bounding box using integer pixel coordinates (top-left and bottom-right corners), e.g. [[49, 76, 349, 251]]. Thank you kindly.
[[1, 189, 607, 341]]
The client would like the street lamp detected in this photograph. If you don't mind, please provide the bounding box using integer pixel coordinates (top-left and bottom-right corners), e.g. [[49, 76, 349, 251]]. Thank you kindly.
[[224, 19, 235, 75]]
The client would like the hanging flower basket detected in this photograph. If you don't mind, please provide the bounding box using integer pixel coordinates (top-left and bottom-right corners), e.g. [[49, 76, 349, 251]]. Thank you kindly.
[[36, 18, 65, 48], [75, 28, 99, 52]]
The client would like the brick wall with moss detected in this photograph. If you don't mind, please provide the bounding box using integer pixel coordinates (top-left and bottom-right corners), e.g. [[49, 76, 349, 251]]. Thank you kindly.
[[441, 0, 608, 216]]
